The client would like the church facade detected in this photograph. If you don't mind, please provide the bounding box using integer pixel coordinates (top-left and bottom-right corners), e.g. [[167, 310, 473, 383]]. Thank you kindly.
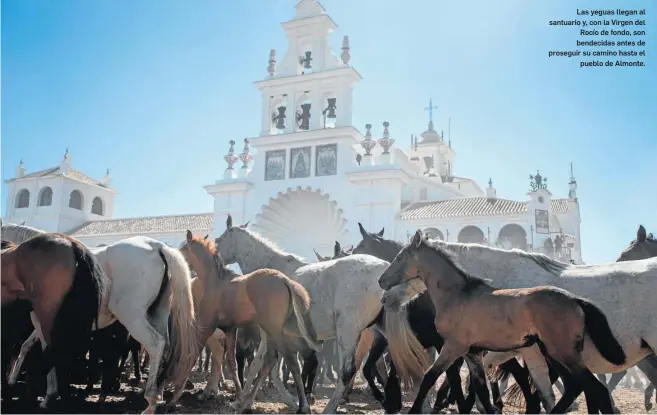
[[3, 0, 583, 264]]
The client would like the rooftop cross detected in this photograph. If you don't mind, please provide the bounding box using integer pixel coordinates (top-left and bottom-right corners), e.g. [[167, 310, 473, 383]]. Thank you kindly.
[[424, 98, 438, 123]]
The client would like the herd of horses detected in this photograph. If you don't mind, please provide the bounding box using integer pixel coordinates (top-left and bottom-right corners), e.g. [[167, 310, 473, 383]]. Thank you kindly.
[[1, 218, 656, 414]]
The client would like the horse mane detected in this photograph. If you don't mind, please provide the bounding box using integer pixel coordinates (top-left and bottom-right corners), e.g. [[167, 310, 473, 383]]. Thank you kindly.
[[437, 240, 569, 276], [240, 227, 307, 263], [190, 235, 236, 280], [423, 239, 490, 291], [1, 223, 45, 244], [1, 239, 16, 250]]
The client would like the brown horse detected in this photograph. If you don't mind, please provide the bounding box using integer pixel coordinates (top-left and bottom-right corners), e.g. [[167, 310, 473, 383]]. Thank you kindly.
[[379, 230, 625, 414], [1, 233, 106, 405], [179, 230, 319, 413]]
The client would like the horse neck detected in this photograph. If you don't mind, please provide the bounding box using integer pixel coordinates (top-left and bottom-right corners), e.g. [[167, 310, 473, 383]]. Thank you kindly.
[[236, 232, 306, 275], [194, 249, 222, 285]]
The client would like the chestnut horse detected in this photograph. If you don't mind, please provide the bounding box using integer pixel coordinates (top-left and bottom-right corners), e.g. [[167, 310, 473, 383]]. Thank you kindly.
[[1, 233, 106, 404], [179, 230, 320, 413], [379, 230, 625, 414]]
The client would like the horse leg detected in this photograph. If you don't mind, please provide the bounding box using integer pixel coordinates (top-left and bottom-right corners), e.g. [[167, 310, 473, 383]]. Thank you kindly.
[[204, 346, 212, 372], [131, 340, 142, 385], [235, 345, 279, 413], [278, 341, 311, 414], [548, 361, 584, 414], [113, 308, 166, 414], [222, 329, 244, 397], [322, 328, 362, 414], [408, 342, 465, 414], [518, 347, 556, 412], [596, 373, 610, 387], [645, 382, 655, 410], [300, 349, 318, 402], [637, 357, 657, 410], [200, 331, 226, 400], [7, 329, 39, 385], [497, 357, 542, 414], [362, 331, 387, 404], [464, 353, 498, 414], [29, 314, 59, 409]]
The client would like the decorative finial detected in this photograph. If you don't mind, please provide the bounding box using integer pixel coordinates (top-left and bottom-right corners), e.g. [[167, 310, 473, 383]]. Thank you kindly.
[[267, 49, 277, 77], [106, 168, 110, 177], [378, 121, 395, 154], [63, 148, 70, 162], [19, 159, 24, 167], [529, 170, 548, 191], [361, 124, 376, 156], [239, 138, 252, 171], [488, 178, 493, 188], [569, 162, 576, 182], [341, 35, 351, 65], [224, 140, 238, 171]]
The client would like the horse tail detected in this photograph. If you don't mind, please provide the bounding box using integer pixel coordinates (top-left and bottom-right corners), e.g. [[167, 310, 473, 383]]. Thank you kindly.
[[576, 299, 627, 366], [283, 278, 321, 352], [157, 246, 199, 391], [383, 306, 430, 388], [49, 237, 106, 377]]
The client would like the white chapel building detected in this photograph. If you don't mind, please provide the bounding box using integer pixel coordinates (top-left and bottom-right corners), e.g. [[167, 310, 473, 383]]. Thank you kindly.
[[3, 0, 583, 264]]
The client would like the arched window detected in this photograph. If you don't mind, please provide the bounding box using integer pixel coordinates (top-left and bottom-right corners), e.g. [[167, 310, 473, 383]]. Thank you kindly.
[[91, 197, 104, 215], [424, 227, 444, 240], [15, 189, 30, 208], [457, 225, 485, 244], [38, 187, 53, 206], [497, 224, 528, 250], [69, 190, 83, 210]]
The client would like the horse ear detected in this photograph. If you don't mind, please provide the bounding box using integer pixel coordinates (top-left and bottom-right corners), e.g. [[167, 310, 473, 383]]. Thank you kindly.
[[239, 221, 250, 229], [334, 241, 342, 257], [358, 222, 367, 238], [348, 245, 354, 253], [186, 230, 193, 243], [412, 230, 423, 247], [226, 214, 233, 229], [377, 227, 385, 237], [313, 249, 323, 261], [637, 225, 647, 242], [20, 221, 26, 226], [204, 234, 209, 240]]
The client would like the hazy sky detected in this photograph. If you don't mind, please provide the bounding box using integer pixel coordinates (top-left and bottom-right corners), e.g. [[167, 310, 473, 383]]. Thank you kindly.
[[2, 0, 655, 264]]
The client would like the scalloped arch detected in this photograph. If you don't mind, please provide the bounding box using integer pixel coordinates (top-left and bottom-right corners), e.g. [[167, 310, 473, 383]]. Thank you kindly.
[[251, 186, 350, 261]]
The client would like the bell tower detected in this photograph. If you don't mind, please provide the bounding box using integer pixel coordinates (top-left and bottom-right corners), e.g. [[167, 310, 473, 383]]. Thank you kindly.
[[257, 0, 361, 136]]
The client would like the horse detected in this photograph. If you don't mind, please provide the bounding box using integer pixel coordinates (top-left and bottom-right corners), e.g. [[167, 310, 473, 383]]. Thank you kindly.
[[606, 225, 657, 410], [2, 223, 198, 414], [179, 230, 320, 414], [381, 230, 623, 414], [353, 224, 508, 414], [367, 225, 657, 412], [1, 233, 106, 406], [215, 214, 429, 414]]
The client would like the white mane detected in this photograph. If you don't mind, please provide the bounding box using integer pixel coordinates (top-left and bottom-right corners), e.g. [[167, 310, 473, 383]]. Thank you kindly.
[[241, 227, 307, 263], [1, 223, 46, 244], [435, 239, 570, 276]]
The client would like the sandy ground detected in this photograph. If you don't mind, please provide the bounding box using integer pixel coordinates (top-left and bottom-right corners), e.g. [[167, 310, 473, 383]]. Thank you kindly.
[[1, 369, 655, 414]]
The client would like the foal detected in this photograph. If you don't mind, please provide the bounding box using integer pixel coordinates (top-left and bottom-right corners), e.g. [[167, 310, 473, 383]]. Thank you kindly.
[[179, 230, 320, 414], [379, 230, 624, 414]]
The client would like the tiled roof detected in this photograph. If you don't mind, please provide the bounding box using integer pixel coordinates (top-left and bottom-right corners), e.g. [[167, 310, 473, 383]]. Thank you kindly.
[[399, 197, 571, 220], [67, 213, 213, 237], [6, 166, 106, 187]]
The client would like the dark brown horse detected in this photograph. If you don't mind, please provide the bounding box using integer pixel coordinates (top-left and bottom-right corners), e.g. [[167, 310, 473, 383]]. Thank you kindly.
[[379, 230, 624, 414], [1, 233, 106, 407]]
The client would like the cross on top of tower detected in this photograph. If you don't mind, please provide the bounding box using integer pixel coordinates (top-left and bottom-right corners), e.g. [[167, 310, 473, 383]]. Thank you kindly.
[[424, 98, 438, 131]]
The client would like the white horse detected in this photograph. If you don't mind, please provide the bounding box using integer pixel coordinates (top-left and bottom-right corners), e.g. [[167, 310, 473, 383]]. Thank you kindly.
[[381, 233, 657, 411], [215, 215, 427, 414], [1, 224, 198, 414]]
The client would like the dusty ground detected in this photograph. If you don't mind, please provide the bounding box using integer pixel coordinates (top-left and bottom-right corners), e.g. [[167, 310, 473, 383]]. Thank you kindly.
[[1, 370, 654, 414]]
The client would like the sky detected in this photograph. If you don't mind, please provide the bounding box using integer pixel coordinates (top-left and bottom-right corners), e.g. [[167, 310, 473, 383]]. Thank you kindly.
[[2, 0, 655, 264]]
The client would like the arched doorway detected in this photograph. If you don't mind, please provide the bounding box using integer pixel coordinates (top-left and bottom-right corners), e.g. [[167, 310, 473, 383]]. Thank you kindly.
[[458, 226, 485, 244], [251, 186, 350, 262], [497, 224, 528, 250], [424, 227, 444, 240]]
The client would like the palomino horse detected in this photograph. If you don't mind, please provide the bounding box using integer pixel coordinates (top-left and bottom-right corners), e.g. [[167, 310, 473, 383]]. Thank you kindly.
[[179, 230, 320, 413], [369, 225, 657, 412], [380, 230, 623, 414], [2, 224, 198, 414], [215, 215, 428, 414], [1, 234, 106, 405]]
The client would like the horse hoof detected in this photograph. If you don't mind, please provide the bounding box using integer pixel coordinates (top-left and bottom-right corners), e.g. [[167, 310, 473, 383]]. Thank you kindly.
[[646, 402, 653, 411], [296, 406, 311, 414], [306, 393, 316, 404]]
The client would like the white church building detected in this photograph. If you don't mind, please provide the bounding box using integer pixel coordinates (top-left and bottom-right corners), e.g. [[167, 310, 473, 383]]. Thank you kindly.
[[3, 0, 583, 264]]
